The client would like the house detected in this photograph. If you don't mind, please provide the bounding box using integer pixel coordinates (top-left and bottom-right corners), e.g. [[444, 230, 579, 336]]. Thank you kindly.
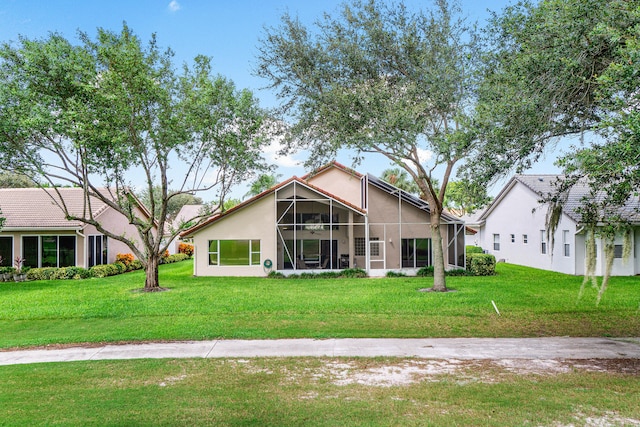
[[473, 174, 640, 276], [0, 187, 152, 269], [168, 204, 205, 254], [181, 162, 466, 277]]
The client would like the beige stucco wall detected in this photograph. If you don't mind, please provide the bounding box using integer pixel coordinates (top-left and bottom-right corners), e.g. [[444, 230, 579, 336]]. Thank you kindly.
[[191, 194, 276, 277], [305, 167, 363, 208], [0, 205, 151, 269]]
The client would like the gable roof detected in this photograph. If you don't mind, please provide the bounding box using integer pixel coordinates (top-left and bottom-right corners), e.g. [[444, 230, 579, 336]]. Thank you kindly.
[[0, 187, 110, 230], [301, 161, 363, 181], [479, 174, 640, 224], [180, 176, 366, 237]]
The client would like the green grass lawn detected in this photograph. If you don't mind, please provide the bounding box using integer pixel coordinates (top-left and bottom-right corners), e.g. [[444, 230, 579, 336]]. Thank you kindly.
[[1, 261, 639, 426], [1, 260, 638, 349], [1, 357, 638, 426]]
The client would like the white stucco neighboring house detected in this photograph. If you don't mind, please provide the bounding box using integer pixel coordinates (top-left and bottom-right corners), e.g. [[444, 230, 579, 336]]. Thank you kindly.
[[473, 174, 640, 276]]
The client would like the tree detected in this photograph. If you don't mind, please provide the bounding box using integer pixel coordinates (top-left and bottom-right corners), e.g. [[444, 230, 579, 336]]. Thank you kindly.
[[0, 171, 38, 188], [0, 25, 269, 290], [244, 173, 281, 198], [443, 180, 491, 216], [465, 0, 640, 298], [380, 168, 420, 195], [257, 0, 482, 291], [138, 185, 204, 222]]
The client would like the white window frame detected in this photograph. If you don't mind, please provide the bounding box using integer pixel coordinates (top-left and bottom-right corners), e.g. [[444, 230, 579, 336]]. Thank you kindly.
[[540, 230, 547, 254], [493, 234, 500, 251], [562, 230, 570, 257]]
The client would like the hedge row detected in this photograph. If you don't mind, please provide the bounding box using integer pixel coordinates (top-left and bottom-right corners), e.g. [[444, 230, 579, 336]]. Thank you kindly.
[[22, 253, 190, 281], [268, 268, 367, 279]]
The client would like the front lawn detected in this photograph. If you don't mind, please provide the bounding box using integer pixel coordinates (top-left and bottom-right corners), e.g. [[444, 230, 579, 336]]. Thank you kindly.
[[1, 357, 638, 426], [0, 261, 638, 348]]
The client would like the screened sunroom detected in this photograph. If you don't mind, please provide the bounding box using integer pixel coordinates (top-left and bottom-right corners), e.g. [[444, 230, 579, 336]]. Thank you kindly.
[[275, 180, 366, 271]]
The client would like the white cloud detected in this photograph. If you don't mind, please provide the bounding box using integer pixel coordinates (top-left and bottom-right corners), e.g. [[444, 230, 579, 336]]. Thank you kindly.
[[262, 137, 301, 168], [167, 1, 181, 12]]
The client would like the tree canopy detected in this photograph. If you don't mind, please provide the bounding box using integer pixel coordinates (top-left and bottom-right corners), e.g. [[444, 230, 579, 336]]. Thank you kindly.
[[466, 0, 640, 299], [257, 0, 483, 290], [0, 25, 270, 290]]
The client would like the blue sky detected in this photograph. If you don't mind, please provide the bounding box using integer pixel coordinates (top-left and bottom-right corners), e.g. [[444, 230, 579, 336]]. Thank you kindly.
[[0, 0, 563, 198]]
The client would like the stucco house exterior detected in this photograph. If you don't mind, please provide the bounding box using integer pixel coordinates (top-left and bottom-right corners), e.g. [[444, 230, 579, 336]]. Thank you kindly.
[[474, 175, 640, 276], [0, 187, 152, 269], [181, 162, 466, 277]]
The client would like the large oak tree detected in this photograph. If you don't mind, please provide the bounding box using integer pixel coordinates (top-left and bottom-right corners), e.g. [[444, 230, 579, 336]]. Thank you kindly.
[[256, 0, 482, 290], [0, 25, 270, 290]]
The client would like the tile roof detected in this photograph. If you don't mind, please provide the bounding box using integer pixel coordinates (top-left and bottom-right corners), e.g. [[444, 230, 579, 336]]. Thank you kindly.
[[0, 187, 111, 229], [484, 175, 640, 224]]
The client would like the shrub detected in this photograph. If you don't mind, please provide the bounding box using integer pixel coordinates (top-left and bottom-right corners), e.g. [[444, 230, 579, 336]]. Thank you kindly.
[[178, 242, 194, 257], [466, 245, 484, 254], [416, 265, 434, 277], [89, 264, 119, 278], [115, 253, 135, 269], [466, 253, 496, 276], [338, 268, 367, 278], [164, 253, 189, 264], [386, 270, 406, 277], [446, 268, 471, 276], [267, 271, 285, 279], [53, 267, 93, 280], [26, 267, 58, 281], [130, 260, 143, 271]]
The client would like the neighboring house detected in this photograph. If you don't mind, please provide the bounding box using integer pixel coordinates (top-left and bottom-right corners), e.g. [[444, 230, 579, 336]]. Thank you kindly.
[[168, 204, 205, 254], [0, 187, 152, 269], [474, 174, 640, 276], [181, 162, 466, 277]]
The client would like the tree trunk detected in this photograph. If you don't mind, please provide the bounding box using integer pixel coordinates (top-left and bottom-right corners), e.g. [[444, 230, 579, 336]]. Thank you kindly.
[[430, 210, 448, 292], [144, 253, 161, 291]]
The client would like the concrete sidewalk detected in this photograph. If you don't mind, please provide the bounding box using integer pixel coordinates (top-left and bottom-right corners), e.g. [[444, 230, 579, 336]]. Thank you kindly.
[[1, 337, 639, 366]]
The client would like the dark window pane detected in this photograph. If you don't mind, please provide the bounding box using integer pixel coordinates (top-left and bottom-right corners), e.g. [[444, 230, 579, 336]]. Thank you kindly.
[[22, 236, 39, 268], [41, 236, 58, 267], [59, 236, 76, 267], [0, 237, 12, 267]]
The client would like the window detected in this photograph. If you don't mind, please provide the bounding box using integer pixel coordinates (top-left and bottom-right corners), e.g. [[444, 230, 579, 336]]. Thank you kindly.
[[88, 235, 108, 267], [0, 237, 12, 266], [355, 237, 380, 257], [402, 238, 432, 268], [493, 234, 500, 251], [510, 234, 515, 243], [614, 244, 624, 259], [562, 230, 570, 257], [540, 230, 547, 254], [22, 235, 76, 268], [523, 234, 528, 244], [208, 240, 260, 266], [355, 237, 366, 256]]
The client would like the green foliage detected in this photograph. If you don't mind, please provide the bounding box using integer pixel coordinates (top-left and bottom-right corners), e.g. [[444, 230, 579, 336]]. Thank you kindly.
[[273, 268, 367, 280], [466, 253, 496, 276], [416, 266, 435, 277], [446, 268, 471, 277], [386, 270, 407, 278], [0, 24, 270, 289], [25, 267, 92, 281], [380, 169, 420, 195], [88, 264, 120, 279], [257, 0, 484, 291], [443, 180, 492, 216], [466, 245, 484, 254], [163, 253, 189, 264], [244, 173, 280, 198], [0, 171, 38, 188], [137, 186, 204, 222]]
